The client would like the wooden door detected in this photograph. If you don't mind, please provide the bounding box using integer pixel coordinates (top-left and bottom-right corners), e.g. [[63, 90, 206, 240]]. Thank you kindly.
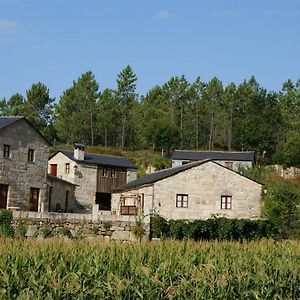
[[0, 185, 8, 209], [50, 164, 57, 176], [29, 188, 39, 212]]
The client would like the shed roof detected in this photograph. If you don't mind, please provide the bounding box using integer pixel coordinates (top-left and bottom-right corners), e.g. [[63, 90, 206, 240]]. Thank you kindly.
[[60, 150, 137, 169], [171, 150, 255, 162], [114, 159, 262, 193], [47, 174, 77, 186]]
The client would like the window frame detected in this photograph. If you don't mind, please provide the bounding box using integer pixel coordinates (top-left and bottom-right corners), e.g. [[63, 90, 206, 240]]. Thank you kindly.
[[102, 167, 108, 177], [221, 195, 232, 210], [3, 144, 10, 158], [28, 149, 35, 162], [65, 163, 70, 174], [176, 194, 188, 208], [111, 168, 116, 178]]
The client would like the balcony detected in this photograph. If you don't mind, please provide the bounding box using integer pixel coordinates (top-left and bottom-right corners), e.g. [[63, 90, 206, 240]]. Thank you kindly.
[[120, 205, 138, 216]]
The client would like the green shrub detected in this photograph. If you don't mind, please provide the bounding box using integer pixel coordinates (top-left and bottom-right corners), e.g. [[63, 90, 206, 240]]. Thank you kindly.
[[150, 214, 169, 238], [75, 226, 84, 239], [0, 209, 14, 237], [60, 226, 71, 238], [150, 215, 278, 241], [16, 220, 28, 238], [264, 180, 300, 238], [150, 155, 171, 170], [169, 220, 186, 240], [41, 227, 52, 238], [103, 221, 112, 231], [92, 225, 99, 234], [131, 217, 145, 242]]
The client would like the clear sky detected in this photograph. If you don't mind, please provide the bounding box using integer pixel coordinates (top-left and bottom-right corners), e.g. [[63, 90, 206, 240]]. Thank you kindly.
[[1, 0, 299, 101]]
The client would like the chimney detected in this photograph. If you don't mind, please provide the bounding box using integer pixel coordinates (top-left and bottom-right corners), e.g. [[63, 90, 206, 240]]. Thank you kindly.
[[74, 143, 85, 161]]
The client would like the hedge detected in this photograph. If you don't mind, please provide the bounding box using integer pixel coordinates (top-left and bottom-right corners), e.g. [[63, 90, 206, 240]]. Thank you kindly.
[[150, 215, 278, 241]]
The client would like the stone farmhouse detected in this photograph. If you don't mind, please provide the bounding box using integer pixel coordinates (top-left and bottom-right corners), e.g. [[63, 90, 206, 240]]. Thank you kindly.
[[112, 160, 262, 220], [171, 150, 255, 171], [0, 116, 76, 212], [48, 144, 137, 211]]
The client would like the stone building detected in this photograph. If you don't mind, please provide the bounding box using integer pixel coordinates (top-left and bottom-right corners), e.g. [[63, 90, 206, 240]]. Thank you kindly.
[[112, 160, 262, 220], [171, 150, 255, 171], [47, 175, 76, 212], [0, 116, 49, 211], [48, 144, 137, 211]]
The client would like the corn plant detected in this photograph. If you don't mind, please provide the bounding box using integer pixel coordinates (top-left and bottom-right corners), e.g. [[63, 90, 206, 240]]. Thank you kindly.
[[0, 238, 299, 299]]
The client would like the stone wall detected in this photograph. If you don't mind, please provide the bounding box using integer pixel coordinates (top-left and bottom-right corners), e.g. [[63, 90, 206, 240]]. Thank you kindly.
[[127, 169, 137, 182], [74, 164, 98, 210], [0, 119, 49, 211], [172, 159, 253, 171], [12, 210, 149, 241], [48, 153, 98, 210], [273, 165, 300, 179], [48, 152, 77, 183], [48, 176, 76, 212]]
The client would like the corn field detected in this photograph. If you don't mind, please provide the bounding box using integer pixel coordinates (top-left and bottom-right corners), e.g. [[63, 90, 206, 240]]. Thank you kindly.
[[0, 238, 299, 299]]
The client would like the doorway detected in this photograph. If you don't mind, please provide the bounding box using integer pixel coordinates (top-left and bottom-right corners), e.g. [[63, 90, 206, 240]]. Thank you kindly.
[[95, 192, 111, 210], [29, 188, 39, 212], [0, 185, 8, 209]]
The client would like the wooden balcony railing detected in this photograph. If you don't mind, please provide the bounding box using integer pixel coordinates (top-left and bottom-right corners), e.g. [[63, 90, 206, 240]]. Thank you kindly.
[[120, 205, 138, 215]]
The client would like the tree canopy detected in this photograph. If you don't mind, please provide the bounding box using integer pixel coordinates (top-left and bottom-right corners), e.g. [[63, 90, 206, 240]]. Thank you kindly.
[[1, 68, 300, 166]]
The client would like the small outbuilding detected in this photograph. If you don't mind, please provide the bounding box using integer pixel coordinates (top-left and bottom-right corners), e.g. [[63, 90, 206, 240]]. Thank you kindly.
[[171, 150, 255, 171], [47, 175, 76, 212], [112, 160, 262, 220]]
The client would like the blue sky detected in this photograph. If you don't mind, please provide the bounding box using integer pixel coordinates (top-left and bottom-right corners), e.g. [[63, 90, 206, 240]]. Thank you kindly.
[[0, 0, 299, 101]]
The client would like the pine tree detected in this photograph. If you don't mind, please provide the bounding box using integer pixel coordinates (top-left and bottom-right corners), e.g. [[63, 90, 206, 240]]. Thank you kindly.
[[116, 65, 138, 149]]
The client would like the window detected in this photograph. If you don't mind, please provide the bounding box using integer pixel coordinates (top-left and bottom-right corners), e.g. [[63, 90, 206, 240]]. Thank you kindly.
[[102, 167, 108, 177], [176, 194, 188, 208], [225, 162, 233, 169], [65, 163, 70, 174], [221, 195, 232, 209], [28, 149, 35, 162], [111, 168, 116, 178], [3, 144, 10, 158]]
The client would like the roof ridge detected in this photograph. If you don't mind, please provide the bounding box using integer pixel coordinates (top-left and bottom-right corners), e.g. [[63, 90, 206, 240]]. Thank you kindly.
[[115, 159, 211, 192], [0, 116, 23, 118], [62, 149, 127, 159], [174, 149, 254, 153], [58, 150, 137, 169]]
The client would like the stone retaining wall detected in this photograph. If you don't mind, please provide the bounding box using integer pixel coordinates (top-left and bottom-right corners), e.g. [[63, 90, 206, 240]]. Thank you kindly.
[[12, 211, 150, 241]]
